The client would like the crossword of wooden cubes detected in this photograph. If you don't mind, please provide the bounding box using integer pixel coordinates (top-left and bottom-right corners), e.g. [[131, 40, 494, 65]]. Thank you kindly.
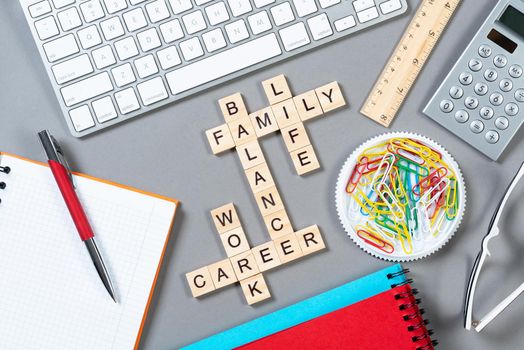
[[186, 75, 346, 305]]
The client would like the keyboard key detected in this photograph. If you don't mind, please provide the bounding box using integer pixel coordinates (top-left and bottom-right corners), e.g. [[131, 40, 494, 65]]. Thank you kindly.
[[130, 0, 149, 3], [484, 68, 497, 82], [489, 92, 503, 106], [479, 106, 493, 120], [455, 110, 469, 123], [449, 85, 463, 99], [123, 8, 148, 32], [468, 58, 482, 72], [459, 72, 473, 85], [57, 7, 82, 31], [51, 54, 94, 84], [307, 13, 332, 41], [69, 105, 95, 132], [478, 44, 492, 58], [357, 6, 379, 23], [80, 0, 105, 23], [78, 25, 102, 49], [293, 0, 317, 17], [493, 54, 507, 68], [495, 117, 509, 130], [509, 64, 523, 78], [34, 16, 59, 40], [157, 46, 182, 69], [103, 0, 128, 14], [202, 28, 227, 52], [225, 20, 249, 44], [166, 34, 281, 94], [485, 130, 499, 144], [248, 11, 272, 35], [505, 102, 519, 116], [470, 120, 484, 134], [137, 77, 169, 106], [182, 10, 207, 34], [499, 79, 513, 92], [464, 96, 478, 110], [168, 0, 193, 14], [111, 63, 136, 87], [92, 96, 118, 123], [135, 54, 159, 78], [29, 1, 52, 18], [334, 15, 356, 32], [145, 0, 171, 23], [92, 45, 117, 69], [43, 34, 79, 62], [254, 0, 276, 8], [380, 0, 402, 14], [515, 89, 524, 103], [279, 22, 310, 51], [353, 0, 374, 12], [474, 82, 488, 96], [52, 0, 75, 8], [439, 100, 453, 113], [61, 72, 114, 106], [160, 19, 184, 43], [319, 0, 340, 9], [180, 37, 204, 60], [228, 0, 253, 17], [100, 17, 125, 40], [271, 3, 295, 26], [115, 88, 140, 114], [137, 28, 162, 51], [205, 2, 230, 26], [114, 36, 139, 60]]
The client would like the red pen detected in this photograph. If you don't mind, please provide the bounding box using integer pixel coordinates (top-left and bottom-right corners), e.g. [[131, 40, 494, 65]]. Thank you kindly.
[[38, 130, 116, 302]]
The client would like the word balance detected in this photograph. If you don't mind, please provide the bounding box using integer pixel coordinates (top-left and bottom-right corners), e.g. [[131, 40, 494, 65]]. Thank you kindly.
[[186, 75, 345, 305]]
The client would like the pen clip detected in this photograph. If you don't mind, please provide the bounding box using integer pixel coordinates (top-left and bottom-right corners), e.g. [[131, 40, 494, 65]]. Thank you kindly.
[[51, 135, 76, 188], [38, 130, 76, 188]]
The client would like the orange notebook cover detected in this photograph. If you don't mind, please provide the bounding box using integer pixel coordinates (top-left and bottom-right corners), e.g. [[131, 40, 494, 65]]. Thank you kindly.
[[0, 152, 178, 350]]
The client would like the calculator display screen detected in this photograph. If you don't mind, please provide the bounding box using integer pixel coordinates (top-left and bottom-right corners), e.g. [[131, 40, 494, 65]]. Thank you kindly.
[[488, 29, 517, 53], [499, 6, 524, 38]]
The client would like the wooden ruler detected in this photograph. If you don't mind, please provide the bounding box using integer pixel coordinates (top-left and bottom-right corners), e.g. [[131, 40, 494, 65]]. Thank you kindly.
[[361, 0, 461, 127]]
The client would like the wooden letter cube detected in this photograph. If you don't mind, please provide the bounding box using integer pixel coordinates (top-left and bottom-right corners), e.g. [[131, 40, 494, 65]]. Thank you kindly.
[[230, 250, 260, 280], [220, 226, 251, 257], [289, 145, 320, 176], [210, 203, 240, 234], [252, 241, 282, 272], [263, 209, 293, 239], [274, 233, 303, 264], [206, 124, 236, 155], [244, 163, 275, 193], [236, 141, 266, 170], [293, 90, 323, 121], [315, 82, 346, 113], [262, 74, 292, 105], [254, 186, 285, 216], [295, 225, 326, 256], [208, 259, 238, 289], [240, 274, 271, 305], [228, 116, 257, 146], [186, 266, 216, 298], [249, 107, 279, 138], [271, 99, 301, 129], [219, 93, 248, 122], [281, 123, 311, 153]]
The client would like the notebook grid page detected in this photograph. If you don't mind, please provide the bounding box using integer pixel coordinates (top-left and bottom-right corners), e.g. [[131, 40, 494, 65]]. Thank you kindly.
[[0, 155, 176, 350]]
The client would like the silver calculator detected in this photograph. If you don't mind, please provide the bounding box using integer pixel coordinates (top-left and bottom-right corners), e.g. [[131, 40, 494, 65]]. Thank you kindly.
[[424, 0, 524, 161]]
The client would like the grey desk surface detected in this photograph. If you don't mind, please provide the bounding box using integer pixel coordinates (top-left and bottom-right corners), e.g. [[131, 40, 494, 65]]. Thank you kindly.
[[3, 0, 524, 348]]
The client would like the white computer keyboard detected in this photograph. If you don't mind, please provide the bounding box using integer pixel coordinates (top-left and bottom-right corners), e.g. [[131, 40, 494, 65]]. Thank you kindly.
[[20, 0, 407, 137]]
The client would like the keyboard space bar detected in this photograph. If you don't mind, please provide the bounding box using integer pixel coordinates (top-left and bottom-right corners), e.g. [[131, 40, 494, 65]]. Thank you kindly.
[[166, 34, 282, 95]]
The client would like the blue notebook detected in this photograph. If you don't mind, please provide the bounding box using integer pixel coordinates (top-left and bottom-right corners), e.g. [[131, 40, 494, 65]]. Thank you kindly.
[[183, 264, 406, 350]]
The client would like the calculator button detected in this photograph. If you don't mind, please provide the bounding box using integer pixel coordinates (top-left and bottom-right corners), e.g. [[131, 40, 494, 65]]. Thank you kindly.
[[515, 89, 524, 103], [499, 79, 513, 92], [449, 85, 463, 99], [493, 54, 507, 68], [505, 102, 519, 116], [455, 110, 469, 123], [489, 92, 503, 106], [484, 69, 497, 82], [480, 106, 494, 120], [464, 96, 479, 110], [478, 44, 492, 58], [470, 120, 484, 134], [509, 64, 523, 78], [495, 116, 509, 130], [474, 82, 488, 96], [440, 100, 454, 113], [468, 58, 482, 72], [485, 130, 499, 144], [459, 72, 473, 85]]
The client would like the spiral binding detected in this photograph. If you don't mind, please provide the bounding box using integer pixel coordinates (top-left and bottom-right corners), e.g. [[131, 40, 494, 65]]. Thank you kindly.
[[387, 268, 438, 350], [0, 161, 10, 204]]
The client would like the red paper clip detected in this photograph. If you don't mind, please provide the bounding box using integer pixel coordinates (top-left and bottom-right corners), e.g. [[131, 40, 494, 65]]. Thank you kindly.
[[357, 228, 395, 254]]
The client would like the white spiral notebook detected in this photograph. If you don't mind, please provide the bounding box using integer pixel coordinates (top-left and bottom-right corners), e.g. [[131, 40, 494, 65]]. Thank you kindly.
[[0, 152, 179, 350]]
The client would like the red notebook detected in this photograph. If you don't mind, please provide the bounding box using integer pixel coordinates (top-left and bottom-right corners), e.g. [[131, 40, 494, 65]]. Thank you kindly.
[[238, 284, 435, 350]]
